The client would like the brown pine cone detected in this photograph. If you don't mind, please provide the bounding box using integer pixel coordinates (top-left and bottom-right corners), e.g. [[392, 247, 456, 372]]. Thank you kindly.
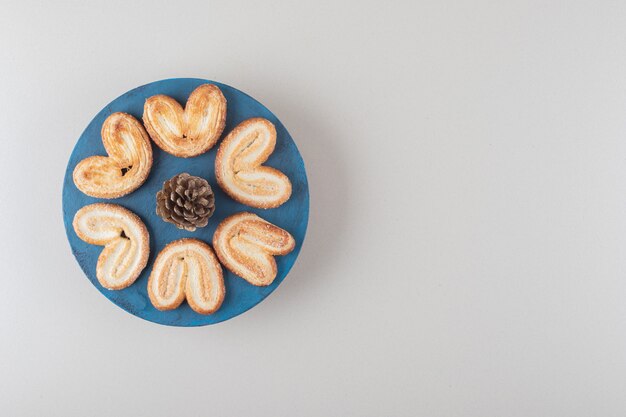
[[156, 173, 215, 231]]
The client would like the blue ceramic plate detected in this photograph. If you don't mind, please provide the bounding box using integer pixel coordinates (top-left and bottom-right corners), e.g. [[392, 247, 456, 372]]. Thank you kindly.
[[62, 78, 309, 326]]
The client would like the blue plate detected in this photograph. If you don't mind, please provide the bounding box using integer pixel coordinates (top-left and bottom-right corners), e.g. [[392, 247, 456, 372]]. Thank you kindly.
[[62, 78, 309, 326]]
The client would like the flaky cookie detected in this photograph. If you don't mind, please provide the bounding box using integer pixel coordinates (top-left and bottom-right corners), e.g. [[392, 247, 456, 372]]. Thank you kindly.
[[73, 112, 153, 199], [215, 118, 292, 209], [148, 239, 225, 315], [213, 212, 295, 286], [73, 203, 149, 290], [143, 84, 227, 158]]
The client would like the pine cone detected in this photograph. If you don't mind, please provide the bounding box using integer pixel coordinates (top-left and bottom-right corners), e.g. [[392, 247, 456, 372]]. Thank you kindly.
[[156, 173, 215, 231]]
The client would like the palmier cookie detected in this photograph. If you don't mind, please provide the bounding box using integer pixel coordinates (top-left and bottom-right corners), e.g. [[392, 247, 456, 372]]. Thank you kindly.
[[148, 239, 225, 315], [215, 118, 292, 209], [73, 112, 153, 199], [213, 212, 295, 286], [143, 84, 227, 158], [73, 203, 149, 290]]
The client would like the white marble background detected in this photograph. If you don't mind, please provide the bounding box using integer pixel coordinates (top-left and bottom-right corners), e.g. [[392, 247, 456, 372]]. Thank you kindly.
[[2, 1, 626, 415]]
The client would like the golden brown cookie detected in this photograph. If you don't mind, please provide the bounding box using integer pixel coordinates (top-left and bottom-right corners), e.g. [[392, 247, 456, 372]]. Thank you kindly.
[[143, 84, 227, 158], [148, 239, 225, 315], [213, 212, 295, 286], [73, 112, 153, 199], [73, 203, 150, 290], [215, 118, 292, 209]]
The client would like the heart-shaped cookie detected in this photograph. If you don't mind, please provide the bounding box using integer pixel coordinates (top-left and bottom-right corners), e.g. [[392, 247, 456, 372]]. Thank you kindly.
[[213, 212, 295, 286], [73, 203, 150, 290], [215, 118, 292, 209], [143, 84, 227, 158], [73, 112, 153, 199], [148, 239, 225, 314]]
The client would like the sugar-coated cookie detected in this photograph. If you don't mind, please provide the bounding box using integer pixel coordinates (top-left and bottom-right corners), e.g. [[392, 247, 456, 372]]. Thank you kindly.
[[148, 239, 225, 315], [73, 112, 153, 198], [215, 118, 292, 209], [73, 203, 149, 290], [143, 84, 227, 158], [213, 212, 295, 286]]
